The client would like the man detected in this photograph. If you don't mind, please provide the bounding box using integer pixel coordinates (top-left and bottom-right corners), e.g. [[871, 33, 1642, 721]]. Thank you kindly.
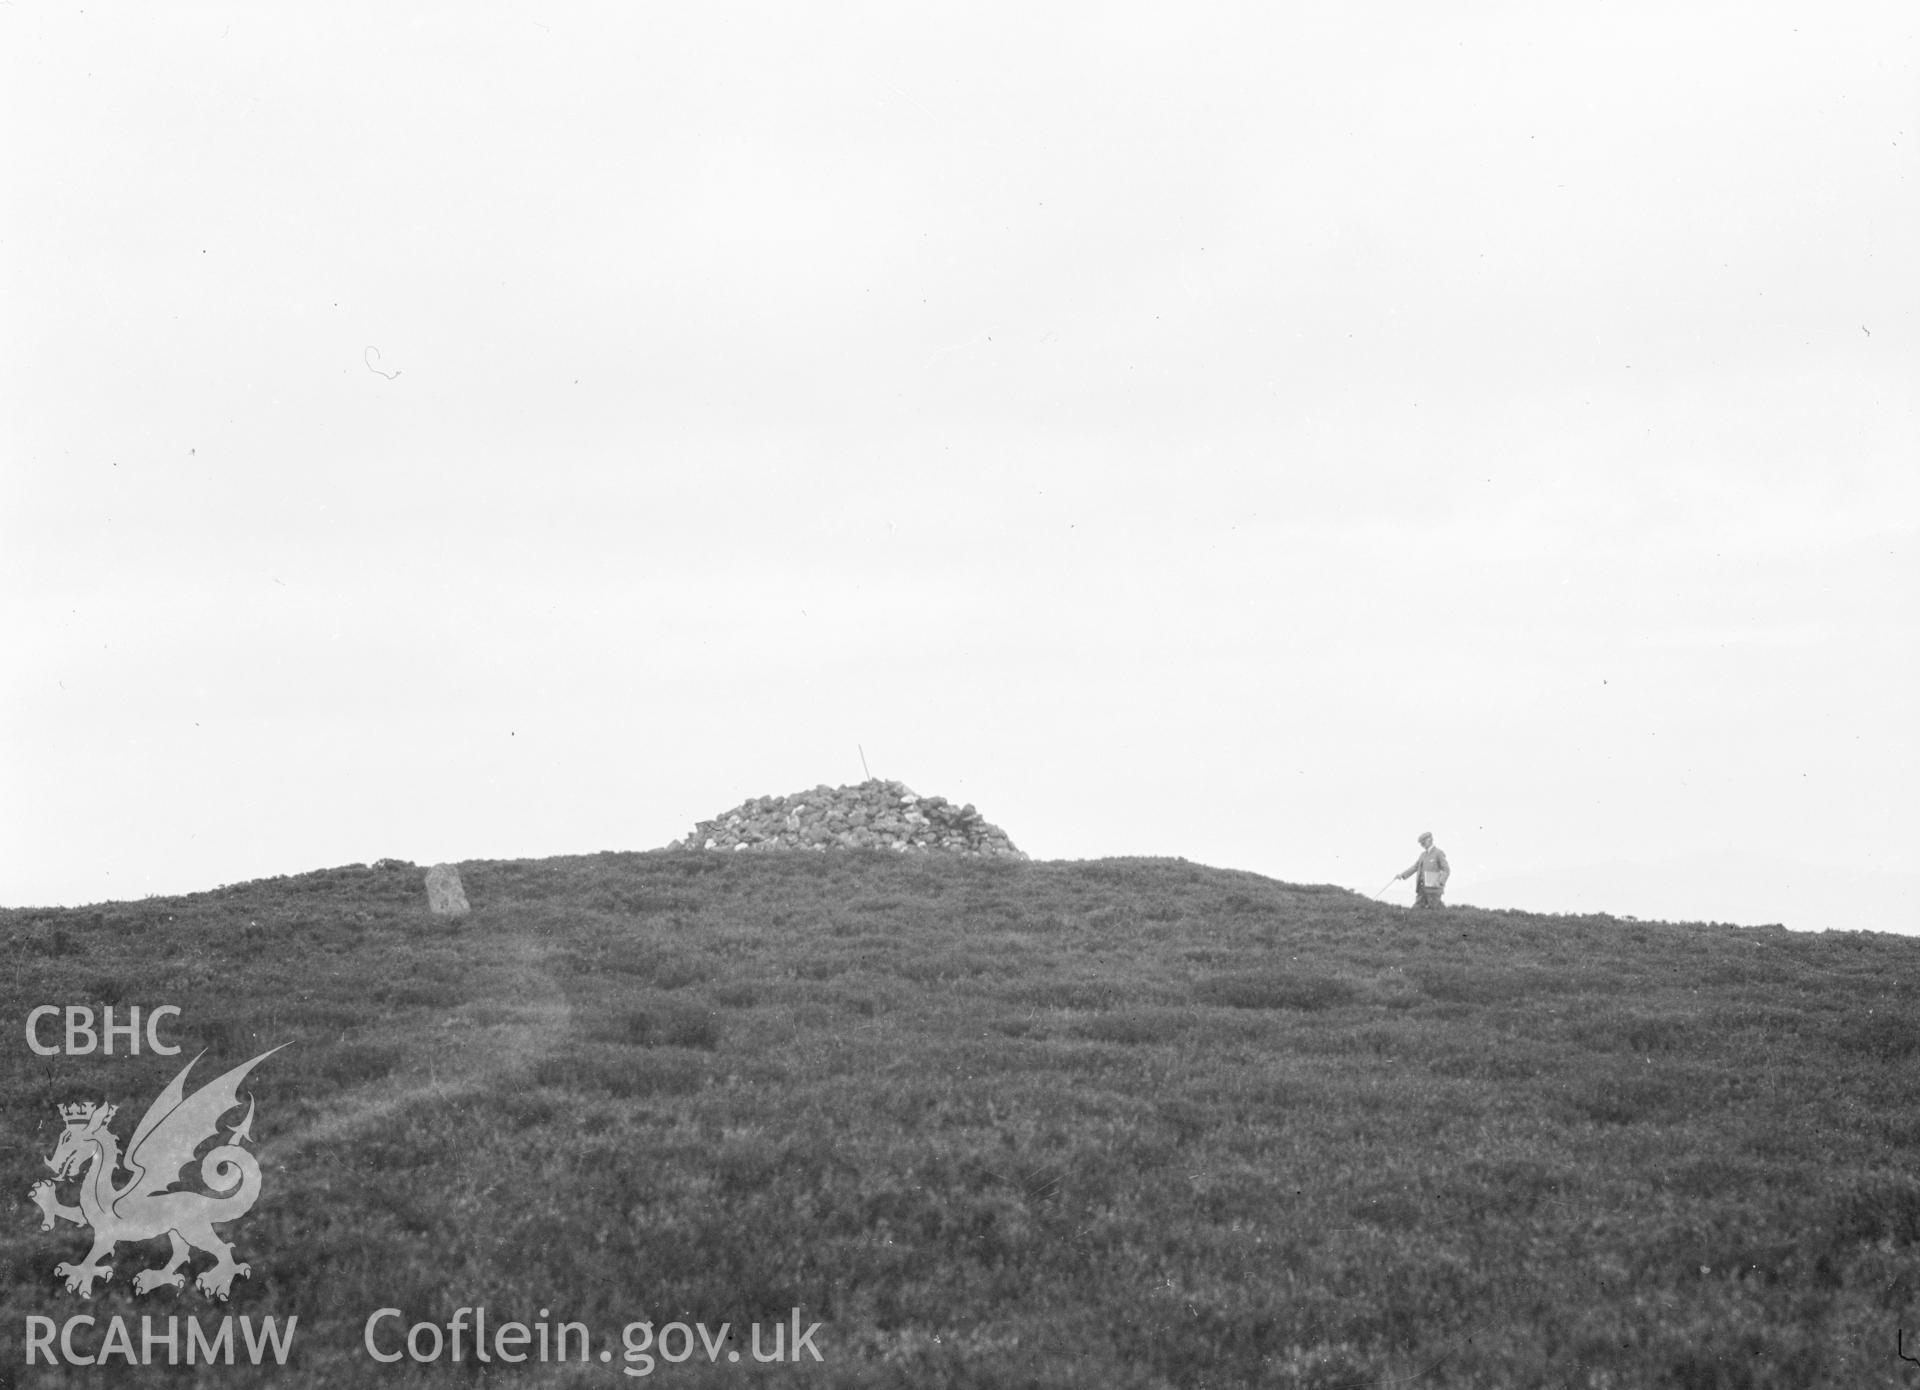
[[1397, 831, 1450, 908]]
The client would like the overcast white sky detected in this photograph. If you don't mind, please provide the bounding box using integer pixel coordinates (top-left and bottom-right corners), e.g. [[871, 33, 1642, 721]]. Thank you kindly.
[[3, 2, 1914, 931]]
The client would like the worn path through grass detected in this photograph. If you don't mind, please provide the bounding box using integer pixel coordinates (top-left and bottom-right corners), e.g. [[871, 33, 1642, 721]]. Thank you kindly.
[[259, 927, 574, 1166]]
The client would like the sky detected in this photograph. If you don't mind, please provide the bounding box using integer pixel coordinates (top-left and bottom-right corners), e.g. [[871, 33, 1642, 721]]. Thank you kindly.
[[3, 2, 1914, 931]]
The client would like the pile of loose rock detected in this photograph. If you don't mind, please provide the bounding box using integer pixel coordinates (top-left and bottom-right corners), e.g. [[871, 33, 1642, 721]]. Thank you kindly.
[[670, 780, 1027, 859]]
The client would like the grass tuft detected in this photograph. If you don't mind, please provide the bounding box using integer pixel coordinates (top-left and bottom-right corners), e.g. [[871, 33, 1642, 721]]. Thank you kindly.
[[1193, 971, 1358, 1011], [597, 1002, 722, 1050]]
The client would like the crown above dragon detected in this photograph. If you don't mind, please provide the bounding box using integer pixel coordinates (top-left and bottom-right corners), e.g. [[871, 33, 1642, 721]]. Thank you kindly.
[[59, 1101, 99, 1125]]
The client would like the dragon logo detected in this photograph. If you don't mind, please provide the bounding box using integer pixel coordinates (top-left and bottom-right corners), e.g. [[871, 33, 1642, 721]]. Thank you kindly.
[[27, 1046, 285, 1300]]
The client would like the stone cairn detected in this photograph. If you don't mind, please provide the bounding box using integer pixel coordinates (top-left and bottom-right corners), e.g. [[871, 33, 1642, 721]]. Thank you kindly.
[[670, 780, 1027, 859]]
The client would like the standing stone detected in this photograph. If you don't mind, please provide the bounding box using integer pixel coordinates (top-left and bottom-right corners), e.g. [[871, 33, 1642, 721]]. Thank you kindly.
[[425, 863, 470, 917]]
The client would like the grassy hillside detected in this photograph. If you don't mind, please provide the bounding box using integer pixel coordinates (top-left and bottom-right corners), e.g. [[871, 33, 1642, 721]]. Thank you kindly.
[[4, 852, 1919, 1387]]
